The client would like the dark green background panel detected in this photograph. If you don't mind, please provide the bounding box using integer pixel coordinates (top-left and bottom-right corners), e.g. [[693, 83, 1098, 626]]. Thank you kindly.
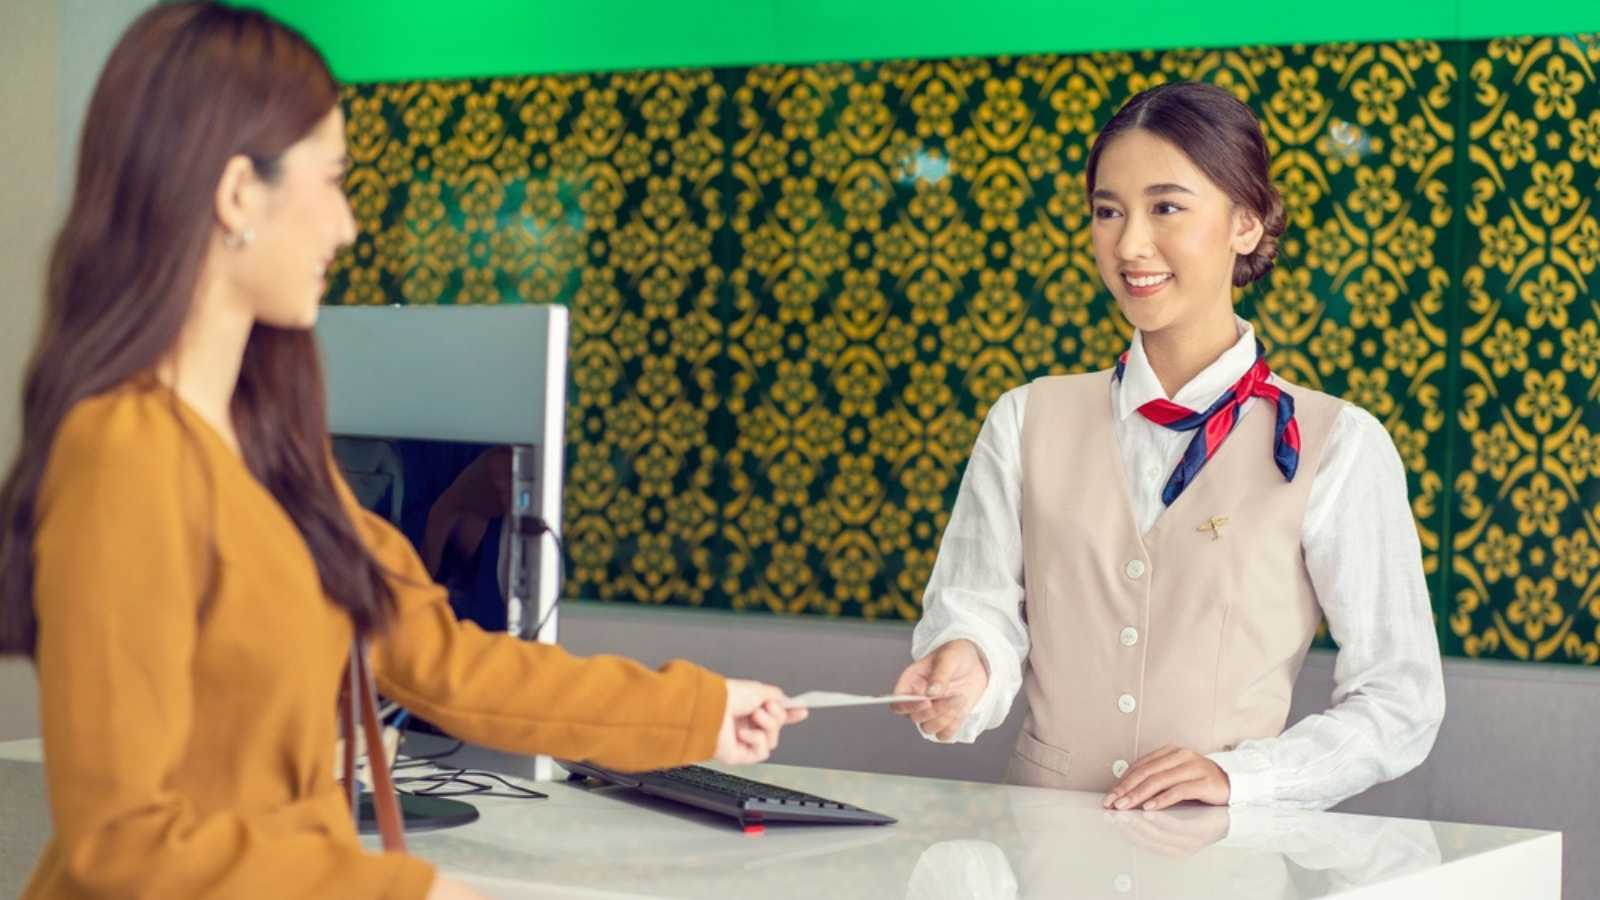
[[325, 35, 1600, 666]]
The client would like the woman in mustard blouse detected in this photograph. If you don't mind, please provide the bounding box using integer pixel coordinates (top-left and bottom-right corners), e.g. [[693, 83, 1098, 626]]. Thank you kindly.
[[0, 4, 804, 898]]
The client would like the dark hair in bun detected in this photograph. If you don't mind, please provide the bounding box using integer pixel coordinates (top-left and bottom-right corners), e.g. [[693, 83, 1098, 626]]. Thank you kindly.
[[1086, 82, 1285, 287]]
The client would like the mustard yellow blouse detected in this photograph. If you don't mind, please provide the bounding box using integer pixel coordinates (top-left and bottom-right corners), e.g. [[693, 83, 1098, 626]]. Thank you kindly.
[[24, 383, 725, 898]]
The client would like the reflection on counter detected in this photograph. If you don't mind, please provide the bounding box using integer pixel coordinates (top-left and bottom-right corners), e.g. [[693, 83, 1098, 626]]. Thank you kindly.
[[902, 799, 1444, 899]]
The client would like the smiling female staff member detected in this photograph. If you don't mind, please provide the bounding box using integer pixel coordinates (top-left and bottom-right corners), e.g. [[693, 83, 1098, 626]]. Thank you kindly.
[[892, 82, 1445, 812], [0, 5, 804, 898]]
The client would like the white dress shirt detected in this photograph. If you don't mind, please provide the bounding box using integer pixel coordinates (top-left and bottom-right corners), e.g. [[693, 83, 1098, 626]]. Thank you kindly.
[[911, 317, 1446, 810]]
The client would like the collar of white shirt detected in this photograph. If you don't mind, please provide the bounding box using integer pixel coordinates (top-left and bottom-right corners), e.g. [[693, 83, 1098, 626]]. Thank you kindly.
[[1114, 316, 1261, 421]]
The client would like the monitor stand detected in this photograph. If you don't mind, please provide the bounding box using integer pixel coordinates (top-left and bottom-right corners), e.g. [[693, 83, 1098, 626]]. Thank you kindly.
[[356, 791, 479, 834], [402, 727, 557, 782]]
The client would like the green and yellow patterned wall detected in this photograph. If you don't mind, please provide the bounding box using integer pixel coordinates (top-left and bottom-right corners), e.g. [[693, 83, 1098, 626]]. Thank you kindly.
[[327, 34, 1600, 665]]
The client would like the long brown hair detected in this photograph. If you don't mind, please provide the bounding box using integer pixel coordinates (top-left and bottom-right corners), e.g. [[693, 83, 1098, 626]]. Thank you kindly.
[[0, 2, 396, 656], [1086, 81, 1287, 287]]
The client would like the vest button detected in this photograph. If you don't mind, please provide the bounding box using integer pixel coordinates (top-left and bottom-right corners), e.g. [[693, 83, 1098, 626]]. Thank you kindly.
[[1114, 874, 1134, 893], [1117, 693, 1137, 714], [1119, 626, 1139, 647], [1111, 759, 1129, 778], [1124, 559, 1146, 579]]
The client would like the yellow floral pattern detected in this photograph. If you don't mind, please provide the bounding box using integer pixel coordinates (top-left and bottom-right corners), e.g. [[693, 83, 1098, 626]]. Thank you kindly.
[[1451, 36, 1600, 663], [327, 35, 1600, 665]]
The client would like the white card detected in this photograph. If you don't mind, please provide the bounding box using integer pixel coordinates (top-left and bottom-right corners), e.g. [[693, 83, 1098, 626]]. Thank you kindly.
[[783, 691, 926, 709]]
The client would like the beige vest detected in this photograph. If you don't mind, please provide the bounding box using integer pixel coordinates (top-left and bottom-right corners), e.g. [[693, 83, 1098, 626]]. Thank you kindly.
[[1006, 370, 1345, 791]]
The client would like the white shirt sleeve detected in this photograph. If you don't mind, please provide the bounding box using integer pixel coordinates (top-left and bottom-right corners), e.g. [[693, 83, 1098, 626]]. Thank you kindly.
[[910, 385, 1032, 743], [1208, 405, 1446, 808]]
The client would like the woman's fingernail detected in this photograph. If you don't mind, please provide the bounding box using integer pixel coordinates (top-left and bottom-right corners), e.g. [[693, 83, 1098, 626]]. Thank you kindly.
[[1115, 797, 1131, 810]]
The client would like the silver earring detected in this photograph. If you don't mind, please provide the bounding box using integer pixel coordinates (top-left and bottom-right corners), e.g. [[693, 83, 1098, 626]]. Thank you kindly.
[[223, 227, 255, 249]]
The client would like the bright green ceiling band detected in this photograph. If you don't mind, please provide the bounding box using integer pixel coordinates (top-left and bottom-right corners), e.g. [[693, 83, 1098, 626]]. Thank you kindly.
[[242, 0, 1600, 84]]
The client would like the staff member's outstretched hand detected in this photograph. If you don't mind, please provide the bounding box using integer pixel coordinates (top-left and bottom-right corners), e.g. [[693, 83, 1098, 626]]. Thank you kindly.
[[890, 639, 989, 740], [714, 679, 808, 765]]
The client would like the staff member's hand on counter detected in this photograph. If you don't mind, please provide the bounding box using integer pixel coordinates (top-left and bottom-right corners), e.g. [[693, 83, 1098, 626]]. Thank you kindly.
[[1103, 746, 1231, 811]]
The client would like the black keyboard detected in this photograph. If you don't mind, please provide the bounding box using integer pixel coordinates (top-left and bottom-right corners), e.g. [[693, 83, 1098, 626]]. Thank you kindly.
[[561, 760, 896, 829]]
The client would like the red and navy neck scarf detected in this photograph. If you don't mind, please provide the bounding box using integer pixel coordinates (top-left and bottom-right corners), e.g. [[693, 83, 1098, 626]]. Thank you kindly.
[[1113, 340, 1301, 505]]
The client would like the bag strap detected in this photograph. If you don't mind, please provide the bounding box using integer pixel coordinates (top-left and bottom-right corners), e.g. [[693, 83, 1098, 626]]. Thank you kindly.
[[340, 637, 407, 852]]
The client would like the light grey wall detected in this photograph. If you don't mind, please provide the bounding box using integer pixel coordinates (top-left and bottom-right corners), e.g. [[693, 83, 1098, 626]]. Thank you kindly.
[[55, 0, 153, 203], [0, 0, 61, 743], [559, 602, 1600, 896], [0, 0, 153, 742], [0, 0, 58, 483]]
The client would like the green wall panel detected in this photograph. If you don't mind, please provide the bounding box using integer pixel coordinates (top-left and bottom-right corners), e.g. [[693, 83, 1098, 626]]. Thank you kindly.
[[245, 1, 1600, 82], [326, 34, 1600, 665]]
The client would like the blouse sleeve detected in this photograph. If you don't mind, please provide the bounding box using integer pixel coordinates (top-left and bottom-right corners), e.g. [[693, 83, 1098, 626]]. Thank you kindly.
[[911, 385, 1033, 743], [1208, 406, 1446, 808], [345, 479, 727, 772]]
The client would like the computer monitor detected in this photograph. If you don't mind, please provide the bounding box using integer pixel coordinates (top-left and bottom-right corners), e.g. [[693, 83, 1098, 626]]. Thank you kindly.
[[316, 304, 569, 785]]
